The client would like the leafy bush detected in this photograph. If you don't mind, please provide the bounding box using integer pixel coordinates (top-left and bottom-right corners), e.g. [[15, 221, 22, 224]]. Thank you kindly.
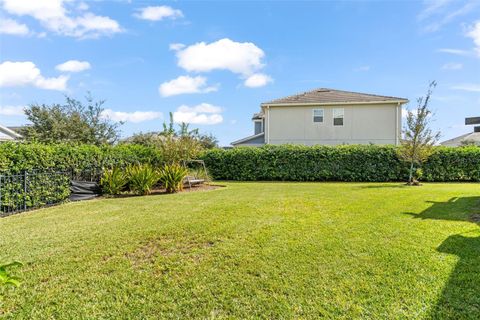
[[127, 164, 160, 195], [158, 164, 188, 193], [202, 145, 480, 182], [0, 142, 163, 174], [0, 261, 22, 288], [101, 167, 128, 195]]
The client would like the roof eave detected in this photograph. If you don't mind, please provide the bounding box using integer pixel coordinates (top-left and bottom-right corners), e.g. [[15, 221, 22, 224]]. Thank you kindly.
[[261, 100, 409, 107], [231, 132, 265, 146]]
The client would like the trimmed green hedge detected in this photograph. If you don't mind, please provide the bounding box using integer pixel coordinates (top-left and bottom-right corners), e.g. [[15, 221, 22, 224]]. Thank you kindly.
[[0, 142, 163, 174], [202, 145, 480, 182], [0, 142, 164, 215]]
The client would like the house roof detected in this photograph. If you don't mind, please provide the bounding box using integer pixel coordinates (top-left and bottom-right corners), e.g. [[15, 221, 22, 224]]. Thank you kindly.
[[440, 132, 480, 147], [0, 124, 22, 141], [261, 88, 408, 106], [231, 132, 265, 146], [252, 112, 264, 120]]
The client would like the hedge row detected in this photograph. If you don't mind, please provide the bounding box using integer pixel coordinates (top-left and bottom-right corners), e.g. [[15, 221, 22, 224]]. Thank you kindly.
[[0, 142, 163, 174], [201, 145, 480, 182]]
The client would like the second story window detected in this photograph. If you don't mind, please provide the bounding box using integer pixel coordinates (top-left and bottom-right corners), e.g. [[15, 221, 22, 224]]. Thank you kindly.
[[254, 120, 263, 134], [313, 109, 324, 123], [333, 108, 344, 126]]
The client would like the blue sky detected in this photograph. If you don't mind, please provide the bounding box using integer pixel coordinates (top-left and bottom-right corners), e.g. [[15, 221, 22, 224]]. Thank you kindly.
[[0, 0, 479, 146]]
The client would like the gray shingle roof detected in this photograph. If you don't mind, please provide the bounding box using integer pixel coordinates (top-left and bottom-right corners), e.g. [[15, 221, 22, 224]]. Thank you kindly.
[[261, 88, 408, 106]]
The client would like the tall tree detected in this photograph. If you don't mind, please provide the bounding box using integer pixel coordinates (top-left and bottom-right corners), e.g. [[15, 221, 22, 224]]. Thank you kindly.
[[397, 81, 441, 185], [21, 94, 122, 145]]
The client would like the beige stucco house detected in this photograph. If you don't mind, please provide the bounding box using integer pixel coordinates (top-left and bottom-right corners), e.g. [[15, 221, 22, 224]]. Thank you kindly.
[[231, 88, 409, 147]]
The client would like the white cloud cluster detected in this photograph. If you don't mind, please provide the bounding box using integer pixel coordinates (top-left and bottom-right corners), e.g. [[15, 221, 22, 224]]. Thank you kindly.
[[441, 62, 463, 70], [0, 61, 68, 91], [134, 6, 183, 21], [0, 18, 29, 35], [418, 0, 478, 33], [55, 60, 91, 72], [159, 75, 218, 97], [101, 109, 163, 123], [467, 21, 480, 56], [451, 84, 480, 92], [0, 105, 26, 116], [1, 0, 122, 38], [173, 103, 223, 125], [172, 38, 272, 88], [244, 73, 273, 88]]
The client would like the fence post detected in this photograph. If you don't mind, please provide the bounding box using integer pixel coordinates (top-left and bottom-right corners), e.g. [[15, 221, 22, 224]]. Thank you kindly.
[[23, 170, 28, 211]]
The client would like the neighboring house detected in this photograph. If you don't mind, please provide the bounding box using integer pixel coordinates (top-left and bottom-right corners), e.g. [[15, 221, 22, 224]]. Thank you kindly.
[[0, 124, 23, 142], [441, 117, 480, 147], [231, 88, 408, 147]]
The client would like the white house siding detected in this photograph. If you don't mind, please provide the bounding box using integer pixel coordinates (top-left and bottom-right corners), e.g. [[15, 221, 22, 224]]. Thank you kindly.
[[266, 103, 401, 145]]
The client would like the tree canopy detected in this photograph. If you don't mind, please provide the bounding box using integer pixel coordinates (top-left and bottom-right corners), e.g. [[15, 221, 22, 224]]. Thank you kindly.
[[21, 94, 121, 145]]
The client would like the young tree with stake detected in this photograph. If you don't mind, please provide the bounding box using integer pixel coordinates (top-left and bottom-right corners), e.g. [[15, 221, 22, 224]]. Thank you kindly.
[[398, 81, 441, 185]]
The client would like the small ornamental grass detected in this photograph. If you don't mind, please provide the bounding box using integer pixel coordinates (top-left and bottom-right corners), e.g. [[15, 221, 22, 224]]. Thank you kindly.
[[159, 164, 188, 193], [127, 164, 160, 195], [100, 167, 128, 195]]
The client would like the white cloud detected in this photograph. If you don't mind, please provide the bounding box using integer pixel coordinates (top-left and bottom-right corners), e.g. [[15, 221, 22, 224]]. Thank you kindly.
[[101, 109, 163, 123], [1, 0, 122, 38], [169, 43, 185, 51], [134, 6, 183, 21], [55, 60, 91, 72], [176, 38, 265, 76], [451, 84, 480, 92], [244, 73, 273, 88], [0, 105, 25, 116], [0, 61, 68, 91], [173, 103, 223, 125], [159, 75, 218, 97], [467, 21, 480, 56], [437, 48, 472, 56], [0, 18, 29, 35], [353, 65, 371, 72], [441, 62, 463, 70], [418, 0, 478, 32]]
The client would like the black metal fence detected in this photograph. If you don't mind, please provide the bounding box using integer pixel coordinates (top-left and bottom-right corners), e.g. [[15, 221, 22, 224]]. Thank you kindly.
[[0, 168, 102, 217]]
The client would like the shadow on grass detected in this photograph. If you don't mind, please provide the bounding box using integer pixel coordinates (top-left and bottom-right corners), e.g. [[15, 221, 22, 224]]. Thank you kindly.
[[357, 184, 408, 189], [406, 196, 480, 318]]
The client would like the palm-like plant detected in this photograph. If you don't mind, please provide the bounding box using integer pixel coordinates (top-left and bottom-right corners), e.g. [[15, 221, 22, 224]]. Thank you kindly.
[[127, 164, 160, 195], [100, 167, 128, 195], [158, 164, 188, 193]]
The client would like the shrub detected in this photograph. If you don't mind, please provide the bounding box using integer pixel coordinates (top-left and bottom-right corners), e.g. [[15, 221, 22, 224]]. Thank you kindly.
[[159, 164, 188, 193], [202, 145, 480, 182], [100, 167, 128, 195], [127, 164, 160, 195]]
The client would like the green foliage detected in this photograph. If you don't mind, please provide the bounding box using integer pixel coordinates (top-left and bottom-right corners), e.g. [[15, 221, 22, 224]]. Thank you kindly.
[[397, 81, 441, 184], [158, 164, 188, 193], [21, 94, 122, 145], [202, 145, 408, 182], [127, 164, 160, 195], [122, 112, 217, 163], [100, 167, 128, 195], [202, 145, 480, 182], [0, 142, 163, 174], [0, 261, 22, 288]]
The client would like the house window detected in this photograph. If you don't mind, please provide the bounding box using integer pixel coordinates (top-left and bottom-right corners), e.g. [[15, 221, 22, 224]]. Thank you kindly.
[[254, 120, 263, 135], [313, 109, 324, 123], [333, 108, 344, 126]]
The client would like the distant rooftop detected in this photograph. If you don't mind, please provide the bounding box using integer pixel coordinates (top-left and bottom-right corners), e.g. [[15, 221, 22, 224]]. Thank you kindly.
[[261, 88, 408, 106]]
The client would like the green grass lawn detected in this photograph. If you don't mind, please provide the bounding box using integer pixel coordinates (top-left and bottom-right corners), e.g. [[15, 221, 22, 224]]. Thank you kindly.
[[1, 182, 480, 319]]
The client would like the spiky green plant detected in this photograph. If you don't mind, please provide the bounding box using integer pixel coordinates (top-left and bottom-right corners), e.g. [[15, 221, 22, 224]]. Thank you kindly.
[[127, 164, 160, 195], [159, 164, 188, 193], [0, 261, 22, 288], [100, 167, 128, 195]]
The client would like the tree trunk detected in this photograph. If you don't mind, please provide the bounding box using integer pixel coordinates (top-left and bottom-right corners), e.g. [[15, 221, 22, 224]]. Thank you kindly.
[[408, 161, 414, 184]]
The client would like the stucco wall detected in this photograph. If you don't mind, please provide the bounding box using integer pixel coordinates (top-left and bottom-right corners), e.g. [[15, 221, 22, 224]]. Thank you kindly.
[[266, 103, 401, 145]]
